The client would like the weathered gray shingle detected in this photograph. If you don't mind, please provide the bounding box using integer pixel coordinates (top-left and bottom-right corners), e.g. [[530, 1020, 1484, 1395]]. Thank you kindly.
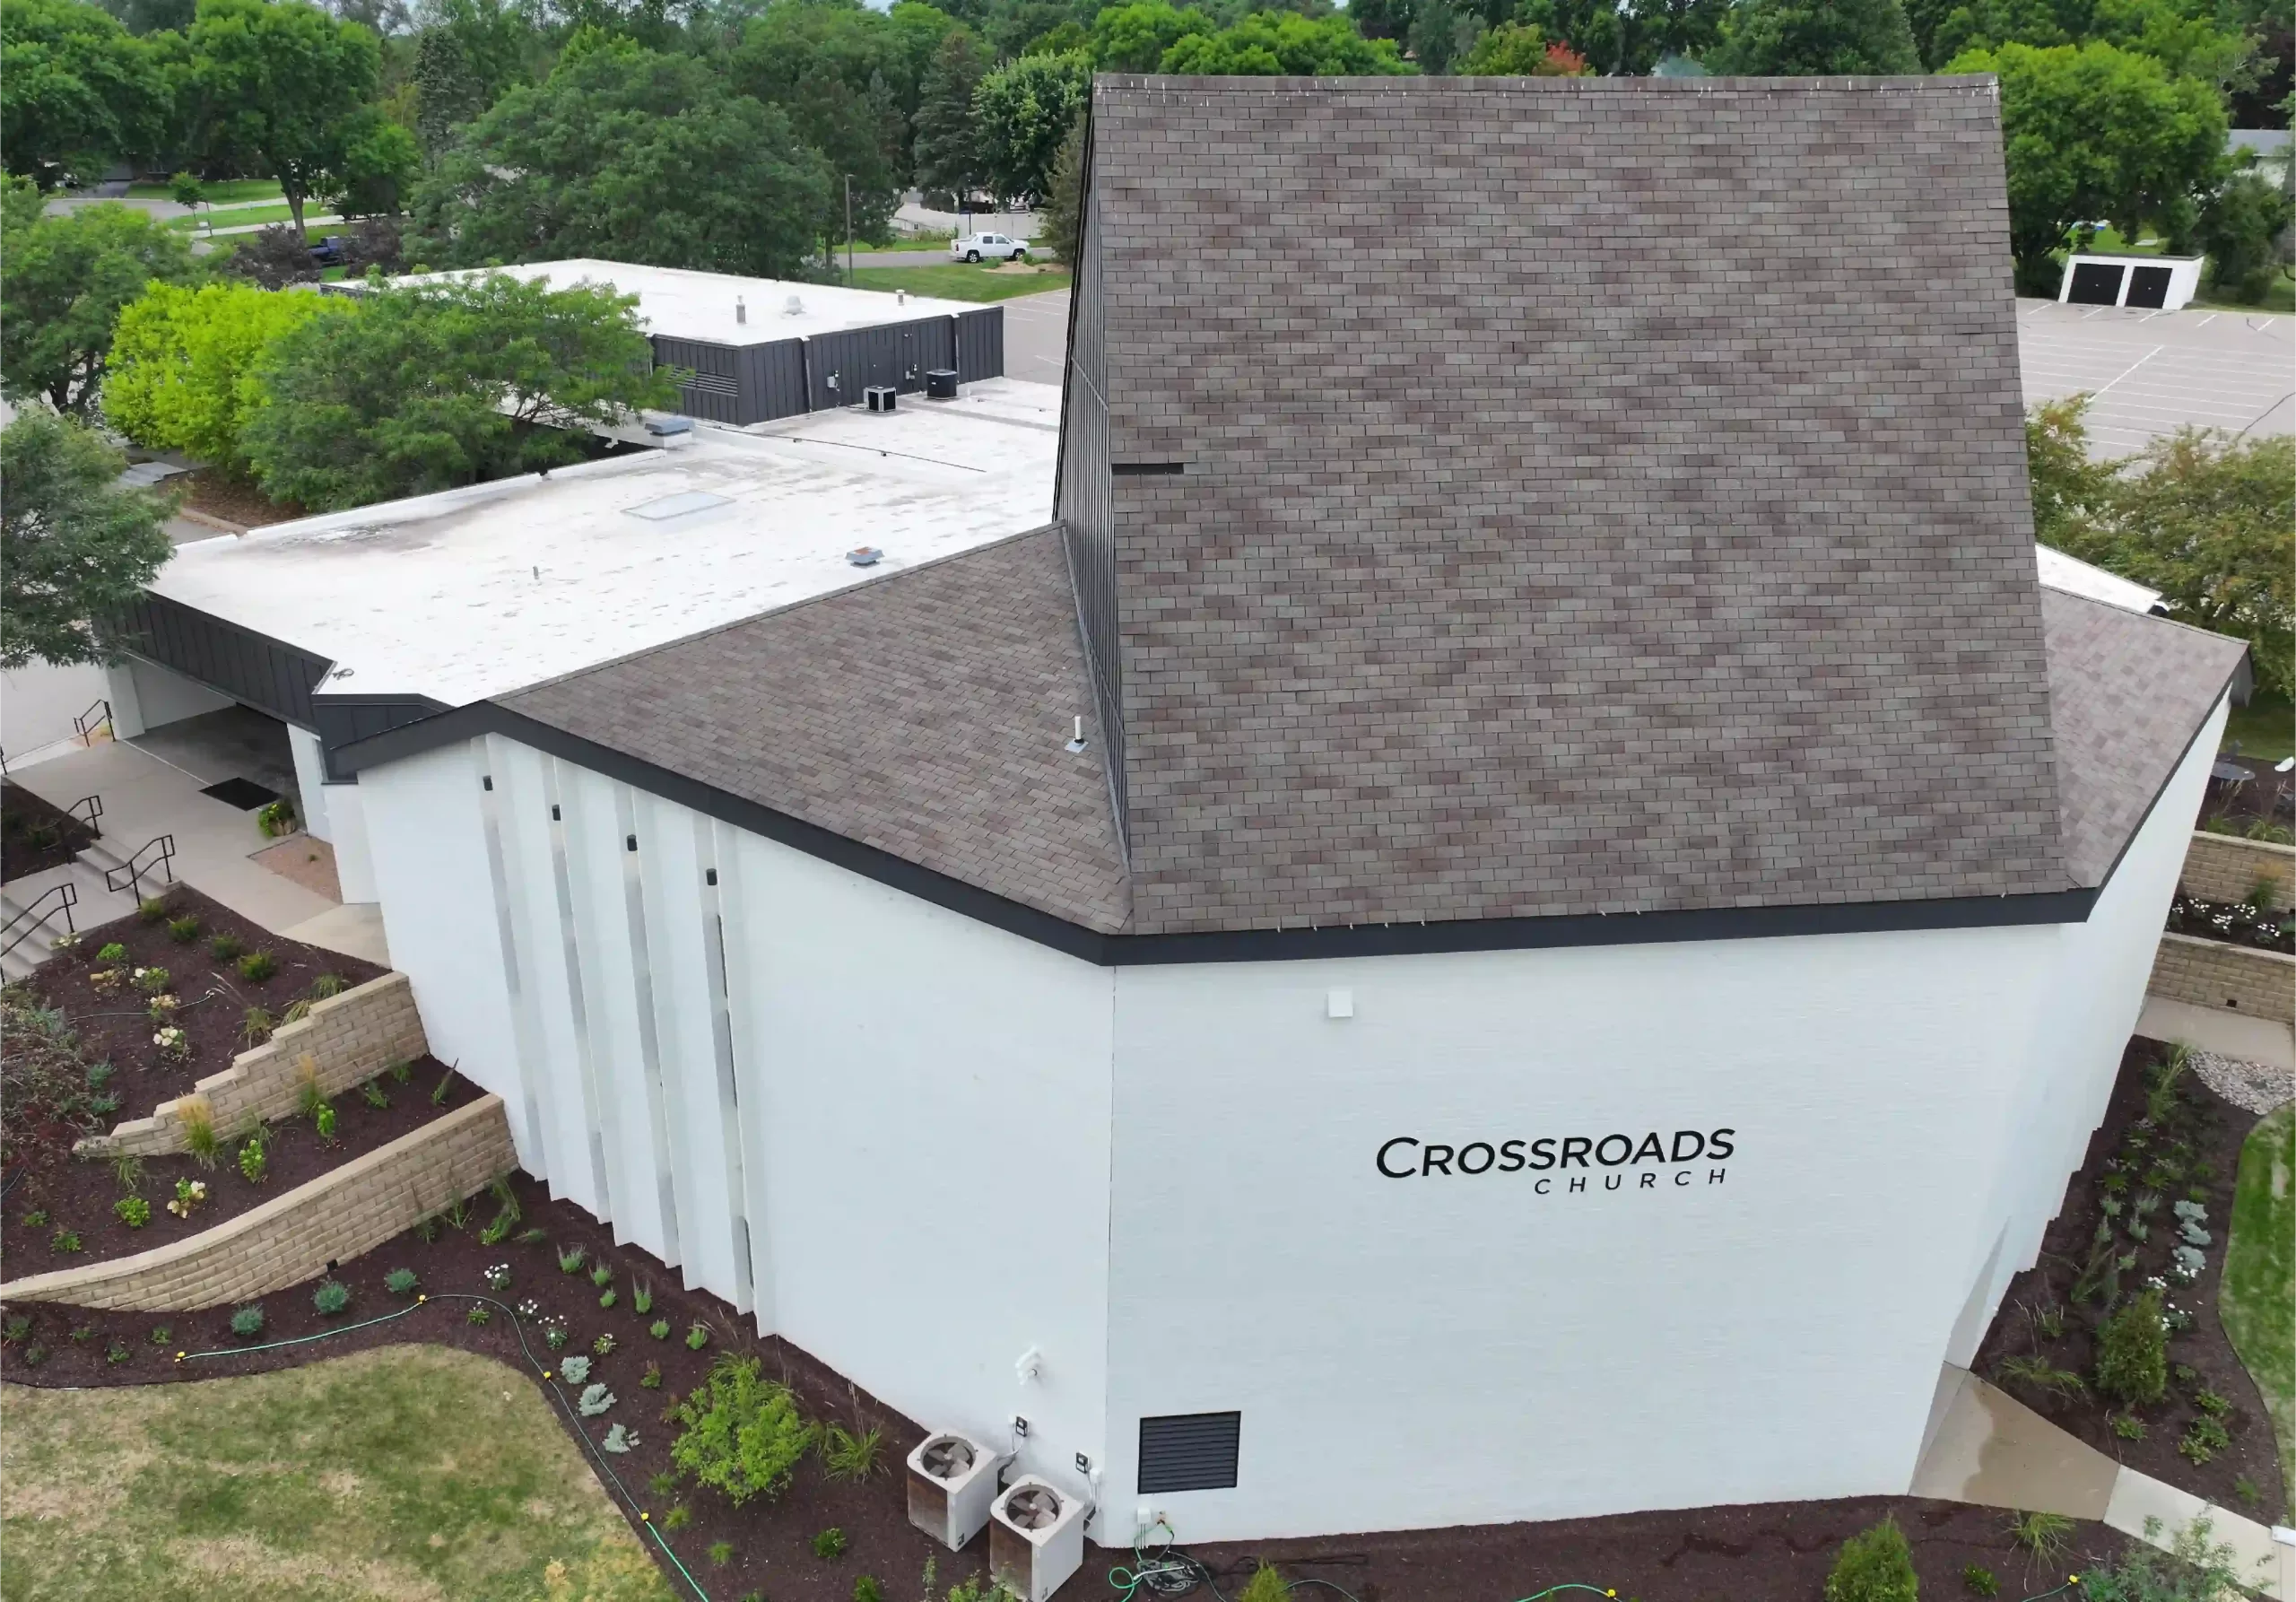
[[1065, 74, 2070, 933], [2041, 586, 2248, 887], [505, 530, 1131, 934]]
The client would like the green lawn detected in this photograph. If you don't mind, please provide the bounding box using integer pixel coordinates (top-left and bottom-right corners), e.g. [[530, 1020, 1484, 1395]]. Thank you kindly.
[[2191, 275, 2296, 316], [168, 203, 309, 232], [2222, 692, 2294, 763], [0, 1344, 674, 1602], [847, 263, 1070, 303], [128, 178, 283, 205], [2221, 1103, 2295, 1521]]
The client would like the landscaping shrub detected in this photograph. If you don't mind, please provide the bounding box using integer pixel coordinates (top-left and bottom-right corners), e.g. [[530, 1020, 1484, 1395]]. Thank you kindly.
[[1961, 1565, 1998, 1598], [2079, 1514, 2248, 1601], [821, 1424, 883, 1482], [812, 1528, 848, 1560], [113, 1196, 151, 1228], [1238, 1564, 1289, 1602], [312, 1279, 352, 1316], [650, 1319, 671, 1341], [207, 933, 243, 961], [559, 1354, 591, 1386], [2095, 1288, 2170, 1405], [137, 897, 169, 923], [385, 1267, 419, 1295], [853, 1576, 883, 1602], [2006, 1511, 2074, 1560], [96, 942, 128, 964], [237, 950, 277, 982], [686, 1322, 709, 1351], [558, 1244, 587, 1274], [672, 1356, 818, 1508], [230, 1303, 265, 1338], [166, 915, 200, 943], [239, 1006, 275, 1047], [1825, 1516, 1917, 1602]]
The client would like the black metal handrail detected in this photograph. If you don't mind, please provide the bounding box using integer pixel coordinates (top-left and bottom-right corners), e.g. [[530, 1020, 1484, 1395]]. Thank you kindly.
[[1, 881, 78, 960], [68, 794, 103, 839], [74, 699, 113, 745], [104, 833, 176, 902]]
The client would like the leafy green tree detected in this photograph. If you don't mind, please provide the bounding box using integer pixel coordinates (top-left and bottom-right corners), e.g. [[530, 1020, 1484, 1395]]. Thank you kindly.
[[1, 0, 171, 185], [94, 0, 194, 32], [411, 0, 526, 160], [1159, 9, 1409, 71], [726, 4, 909, 240], [1917, 0, 2254, 84], [970, 49, 1089, 206], [910, 23, 987, 202], [1707, 0, 1922, 74], [1458, 19, 1591, 68], [1039, 113, 1083, 265], [2023, 396, 2118, 551], [1407, 0, 1478, 71], [0, 202, 197, 414], [325, 107, 419, 217], [2196, 169, 2293, 303], [243, 272, 680, 511], [1948, 40, 2228, 293], [1, 171, 43, 234], [106, 280, 337, 475], [1091, 0, 1213, 67], [1822, 1516, 1918, 1602], [410, 43, 833, 275], [0, 411, 173, 671], [188, 0, 384, 239]]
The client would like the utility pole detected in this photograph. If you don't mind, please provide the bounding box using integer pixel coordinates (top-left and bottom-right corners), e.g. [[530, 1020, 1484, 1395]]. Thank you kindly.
[[845, 175, 854, 287]]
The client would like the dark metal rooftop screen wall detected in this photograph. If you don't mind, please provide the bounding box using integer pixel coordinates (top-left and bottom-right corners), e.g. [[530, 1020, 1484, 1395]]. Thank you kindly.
[[311, 694, 451, 781], [1137, 1412, 1241, 1493], [113, 591, 330, 730]]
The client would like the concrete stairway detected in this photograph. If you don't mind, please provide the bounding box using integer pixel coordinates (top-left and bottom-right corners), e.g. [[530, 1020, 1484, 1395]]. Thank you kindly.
[[0, 837, 162, 982]]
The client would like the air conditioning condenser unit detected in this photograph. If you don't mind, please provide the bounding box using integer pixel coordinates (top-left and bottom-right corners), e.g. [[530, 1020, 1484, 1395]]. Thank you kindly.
[[906, 1432, 1011, 1551], [989, 1476, 1088, 1602]]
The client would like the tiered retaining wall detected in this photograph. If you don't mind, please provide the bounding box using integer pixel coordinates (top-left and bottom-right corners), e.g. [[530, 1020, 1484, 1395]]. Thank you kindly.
[[78, 972, 428, 1159], [2180, 830, 2295, 908], [2147, 932, 2296, 1025], [0, 1095, 516, 1311]]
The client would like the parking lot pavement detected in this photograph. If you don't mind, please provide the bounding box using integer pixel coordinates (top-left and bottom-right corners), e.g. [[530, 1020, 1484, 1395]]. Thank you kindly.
[[1001, 287, 1071, 387], [2016, 297, 2293, 457]]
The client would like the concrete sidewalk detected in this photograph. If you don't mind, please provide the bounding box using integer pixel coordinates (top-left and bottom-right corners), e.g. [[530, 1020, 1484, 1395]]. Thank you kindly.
[[1912, 1364, 2293, 1596], [2141, 994, 2296, 1074]]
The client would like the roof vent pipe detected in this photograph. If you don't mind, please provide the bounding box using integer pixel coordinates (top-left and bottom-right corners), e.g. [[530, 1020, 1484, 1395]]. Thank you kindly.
[[897, 289, 908, 306], [735, 295, 746, 325], [785, 295, 804, 317]]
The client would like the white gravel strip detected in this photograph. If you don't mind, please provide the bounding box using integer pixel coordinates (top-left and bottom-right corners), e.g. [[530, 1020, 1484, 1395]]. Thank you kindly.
[[2190, 1049, 2294, 1116]]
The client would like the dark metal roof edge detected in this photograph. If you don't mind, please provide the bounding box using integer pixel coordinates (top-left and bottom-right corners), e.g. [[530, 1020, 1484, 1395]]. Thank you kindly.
[[340, 701, 2100, 966]]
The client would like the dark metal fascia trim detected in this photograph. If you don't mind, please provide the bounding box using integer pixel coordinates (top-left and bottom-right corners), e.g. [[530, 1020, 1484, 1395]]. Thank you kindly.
[[339, 701, 2100, 967]]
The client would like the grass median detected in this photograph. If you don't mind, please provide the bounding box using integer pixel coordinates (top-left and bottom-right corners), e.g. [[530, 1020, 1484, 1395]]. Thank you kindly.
[[2221, 1101, 2295, 1520], [846, 263, 1070, 303], [0, 1343, 674, 1602]]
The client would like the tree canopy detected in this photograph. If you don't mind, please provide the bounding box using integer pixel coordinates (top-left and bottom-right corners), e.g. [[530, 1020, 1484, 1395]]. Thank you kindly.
[[1457, 19, 1592, 69], [1949, 39, 2228, 291], [242, 273, 679, 510], [188, 0, 383, 238], [0, 193, 197, 414], [1160, 8, 1411, 70], [0, 411, 173, 671], [106, 278, 336, 475], [1706, 0, 1924, 73], [970, 48, 1090, 205], [0, 0, 170, 185], [409, 42, 834, 276]]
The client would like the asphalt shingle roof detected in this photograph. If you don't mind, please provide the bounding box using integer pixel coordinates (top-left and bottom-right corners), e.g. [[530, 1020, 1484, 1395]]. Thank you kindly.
[[2040, 586, 2248, 887], [1072, 74, 2071, 934], [503, 529, 1131, 934]]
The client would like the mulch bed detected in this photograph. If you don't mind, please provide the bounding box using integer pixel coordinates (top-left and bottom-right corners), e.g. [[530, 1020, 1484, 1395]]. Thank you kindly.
[[2, 1169, 2144, 1602], [1975, 1036, 2285, 1518], [0, 780, 97, 884], [1, 1057, 477, 1275], [2168, 891, 2295, 953], [173, 467, 304, 528], [28, 884, 386, 1107]]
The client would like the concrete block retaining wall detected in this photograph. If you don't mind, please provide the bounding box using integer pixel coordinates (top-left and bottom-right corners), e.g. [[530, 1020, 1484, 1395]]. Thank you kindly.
[[80, 972, 429, 1159], [0, 1095, 515, 1312], [2146, 932, 2296, 1025], [2180, 831, 2296, 908]]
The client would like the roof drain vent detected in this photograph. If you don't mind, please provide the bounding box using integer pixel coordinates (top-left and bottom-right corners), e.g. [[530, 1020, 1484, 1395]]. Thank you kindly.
[[847, 546, 883, 567], [784, 295, 804, 317]]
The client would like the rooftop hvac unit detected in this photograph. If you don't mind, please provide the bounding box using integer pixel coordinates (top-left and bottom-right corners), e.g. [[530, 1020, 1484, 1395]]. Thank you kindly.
[[905, 1432, 1011, 1551], [865, 385, 898, 414], [925, 369, 958, 400], [989, 1476, 1088, 1602]]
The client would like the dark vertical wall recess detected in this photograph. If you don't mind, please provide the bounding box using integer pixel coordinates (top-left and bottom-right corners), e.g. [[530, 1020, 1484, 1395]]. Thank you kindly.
[[1138, 1411, 1242, 1493]]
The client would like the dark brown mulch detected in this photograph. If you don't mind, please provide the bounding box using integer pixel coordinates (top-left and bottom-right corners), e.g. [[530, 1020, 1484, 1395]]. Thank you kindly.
[[0, 780, 97, 884], [2, 1170, 2144, 1602], [0, 1058, 477, 1273], [173, 467, 304, 528], [1974, 1036, 2284, 1518], [27, 884, 387, 1107], [2168, 891, 2295, 953]]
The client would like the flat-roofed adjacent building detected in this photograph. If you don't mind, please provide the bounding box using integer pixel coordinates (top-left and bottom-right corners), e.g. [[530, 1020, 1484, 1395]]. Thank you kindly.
[[106, 78, 2248, 1551]]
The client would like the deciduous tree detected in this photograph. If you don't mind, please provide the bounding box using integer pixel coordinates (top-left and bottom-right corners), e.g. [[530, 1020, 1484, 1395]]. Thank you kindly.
[[188, 0, 384, 239], [1947, 39, 2228, 292], [1457, 19, 1590, 70], [1090, 0, 1213, 68], [107, 280, 339, 475], [970, 48, 1088, 206], [1157, 10, 1407, 73], [409, 42, 833, 275], [910, 24, 987, 202], [0, 200, 197, 414], [1, 0, 171, 185], [1706, 0, 1923, 74], [411, 0, 525, 159], [0, 411, 173, 671], [242, 273, 680, 511]]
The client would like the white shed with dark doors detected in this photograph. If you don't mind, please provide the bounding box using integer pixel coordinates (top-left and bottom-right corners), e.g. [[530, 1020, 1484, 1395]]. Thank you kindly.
[[2057, 253, 2205, 311]]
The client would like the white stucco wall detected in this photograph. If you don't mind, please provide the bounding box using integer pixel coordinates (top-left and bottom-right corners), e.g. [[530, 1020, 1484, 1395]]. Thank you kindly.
[[0, 658, 110, 766], [105, 657, 231, 737]]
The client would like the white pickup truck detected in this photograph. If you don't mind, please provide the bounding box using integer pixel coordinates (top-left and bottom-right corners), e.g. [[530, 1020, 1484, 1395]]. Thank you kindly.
[[950, 231, 1031, 263]]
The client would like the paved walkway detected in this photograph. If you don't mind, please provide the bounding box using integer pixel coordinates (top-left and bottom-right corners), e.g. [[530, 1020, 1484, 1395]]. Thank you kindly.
[[1, 737, 387, 971], [2141, 995, 2296, 1073], [1912, 1364, 2294, 1596]]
